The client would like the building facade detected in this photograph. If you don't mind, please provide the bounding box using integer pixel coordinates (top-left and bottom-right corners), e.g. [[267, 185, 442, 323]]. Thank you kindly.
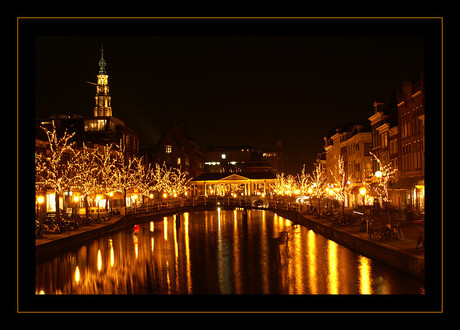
[[190, 171, 276, 198], [143, 120, 205, 179], [324, 123, 372, 207], [204, 141, 283, 175], [391, 74, 425, 211]]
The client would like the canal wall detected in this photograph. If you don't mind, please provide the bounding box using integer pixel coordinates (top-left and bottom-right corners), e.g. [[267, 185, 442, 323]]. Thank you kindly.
[[272, 209, 424, 280]]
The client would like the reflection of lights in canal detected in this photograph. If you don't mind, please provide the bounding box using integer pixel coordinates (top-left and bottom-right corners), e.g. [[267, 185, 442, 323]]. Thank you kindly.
[[35, 210, 424, 295]]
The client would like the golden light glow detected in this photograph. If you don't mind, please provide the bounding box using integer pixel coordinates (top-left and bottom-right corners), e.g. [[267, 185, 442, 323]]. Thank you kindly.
[[97, 249, 102, 271], [134, 234, 138, 259], [109, 238, 114, 267], [37, 196, 44, 204], [164, 217, 168, 240], [327, 240, 339, 294], [307, 230, 318, 294], [74, 266, 80, 284], [358, 255, 373, 294], [184, 212, 192, 293], [359, 187, 367, 196]]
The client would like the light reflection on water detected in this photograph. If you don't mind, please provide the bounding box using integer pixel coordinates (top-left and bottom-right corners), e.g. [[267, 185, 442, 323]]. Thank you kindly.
[[35, 209, 424, 294]]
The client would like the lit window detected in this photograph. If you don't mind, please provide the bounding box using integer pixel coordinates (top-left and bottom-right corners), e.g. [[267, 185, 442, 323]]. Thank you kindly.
[[177, 157, 181, 165], [221, 153, 226, 159], [166, 145, 172, 153], [84, 119, 106, 131]]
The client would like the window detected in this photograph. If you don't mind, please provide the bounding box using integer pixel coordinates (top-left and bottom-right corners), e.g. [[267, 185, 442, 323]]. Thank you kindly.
[[177, 157, 181, 165], [166, 145, 172, 154], [221, 153, 226, 159], [84, 119, 106, 131]]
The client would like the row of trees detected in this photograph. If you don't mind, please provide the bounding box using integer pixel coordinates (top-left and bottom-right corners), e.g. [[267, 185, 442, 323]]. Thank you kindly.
[[271, 153, 397, 220], [35, 123, 190, 220]]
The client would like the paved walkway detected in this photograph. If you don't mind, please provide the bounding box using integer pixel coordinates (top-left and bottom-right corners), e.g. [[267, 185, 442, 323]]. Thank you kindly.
[[300, 210, 425, 257], [35, 215, 124, 247]]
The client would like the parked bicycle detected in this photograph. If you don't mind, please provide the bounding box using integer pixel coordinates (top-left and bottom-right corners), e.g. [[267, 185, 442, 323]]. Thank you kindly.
[[376, 222, 404, 241]]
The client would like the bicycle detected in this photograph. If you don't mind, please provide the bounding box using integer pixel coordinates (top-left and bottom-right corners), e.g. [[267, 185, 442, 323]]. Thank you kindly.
[[391, 221, 404, 240], [376, 222, 404, 241]]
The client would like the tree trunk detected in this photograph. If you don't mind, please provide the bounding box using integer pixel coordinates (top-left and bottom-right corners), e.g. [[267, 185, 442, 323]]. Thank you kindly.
[[84, 195, 89, 218], [55, 191, 60, 222]]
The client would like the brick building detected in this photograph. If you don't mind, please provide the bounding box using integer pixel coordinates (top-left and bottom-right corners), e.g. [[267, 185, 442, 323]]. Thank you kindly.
[[391, 74, 425, 211]]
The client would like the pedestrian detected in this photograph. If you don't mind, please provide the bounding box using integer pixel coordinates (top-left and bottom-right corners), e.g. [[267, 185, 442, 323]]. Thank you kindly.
[[367, 219, 374, 240]]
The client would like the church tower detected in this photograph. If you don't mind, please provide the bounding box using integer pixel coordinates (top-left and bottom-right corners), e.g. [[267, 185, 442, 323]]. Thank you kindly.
[[94, 45, 112, 117]]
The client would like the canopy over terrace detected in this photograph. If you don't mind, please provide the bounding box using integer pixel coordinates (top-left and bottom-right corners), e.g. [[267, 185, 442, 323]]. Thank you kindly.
[[190, 172, 276, 197]]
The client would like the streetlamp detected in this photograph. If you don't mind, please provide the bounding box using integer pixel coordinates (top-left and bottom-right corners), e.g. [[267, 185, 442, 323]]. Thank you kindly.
[[328, 188, 334, 214], [36, 196, 44, 218], [359, 187, 366, 214], [73, 194, 80, 217], [359, 187, 366, 204], [96, 194, 101, 220]]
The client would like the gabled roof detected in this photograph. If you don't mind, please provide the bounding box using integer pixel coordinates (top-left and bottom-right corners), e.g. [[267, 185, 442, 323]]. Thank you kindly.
[[191, 171, 276, 182]]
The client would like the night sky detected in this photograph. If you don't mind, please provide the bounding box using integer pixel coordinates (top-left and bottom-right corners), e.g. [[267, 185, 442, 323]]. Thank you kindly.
[[32, 18, 426, 174]]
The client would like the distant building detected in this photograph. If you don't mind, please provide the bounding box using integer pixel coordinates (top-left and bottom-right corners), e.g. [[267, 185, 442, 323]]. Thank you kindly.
[[205, 141, 283, 174], [190, 171, 276, 198], [261, 140, 284, 174], [142, 120, 205, 179]]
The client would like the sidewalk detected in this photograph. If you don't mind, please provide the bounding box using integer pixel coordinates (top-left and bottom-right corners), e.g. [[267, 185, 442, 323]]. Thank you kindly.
[[35, 215, 124, 247], [300, 209, 425, 257]]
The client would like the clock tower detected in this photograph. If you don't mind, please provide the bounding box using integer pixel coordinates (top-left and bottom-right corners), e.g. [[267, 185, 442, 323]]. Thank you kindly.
[[94, 45, 112, 117]]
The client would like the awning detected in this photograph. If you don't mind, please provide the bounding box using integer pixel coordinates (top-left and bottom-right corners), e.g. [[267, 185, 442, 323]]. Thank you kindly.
[[390, 176, 424, 190]]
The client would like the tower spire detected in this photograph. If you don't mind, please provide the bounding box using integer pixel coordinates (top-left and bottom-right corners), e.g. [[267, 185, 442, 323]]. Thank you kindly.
[[94, 45, 112, 117], [98, 44, 106, 75]]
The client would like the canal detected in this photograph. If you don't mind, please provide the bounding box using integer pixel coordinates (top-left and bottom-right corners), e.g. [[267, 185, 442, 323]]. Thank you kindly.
[[35, 209, 424, 294]]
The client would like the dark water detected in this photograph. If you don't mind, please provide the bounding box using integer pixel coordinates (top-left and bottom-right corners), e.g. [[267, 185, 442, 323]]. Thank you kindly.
[[35, 209, 424, 294]]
